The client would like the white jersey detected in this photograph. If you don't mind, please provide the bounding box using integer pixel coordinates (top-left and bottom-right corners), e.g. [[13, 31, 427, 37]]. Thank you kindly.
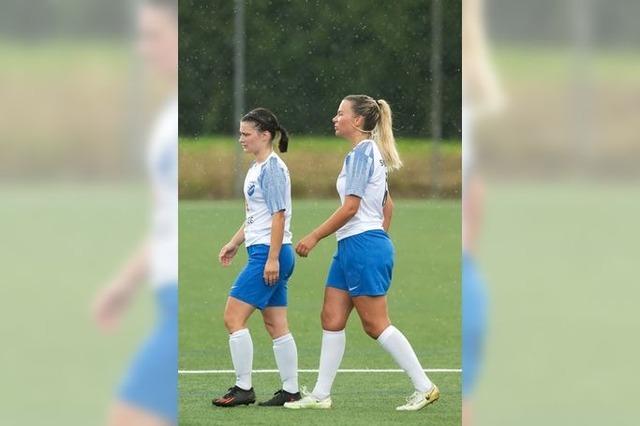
[[243, 151, 292, 247], [147, 96, 178, 288], [336, 139, 387, 241]]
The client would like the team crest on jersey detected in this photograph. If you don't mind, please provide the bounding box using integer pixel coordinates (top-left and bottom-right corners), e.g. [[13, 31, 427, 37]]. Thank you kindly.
[[247, 183, 255, 196]]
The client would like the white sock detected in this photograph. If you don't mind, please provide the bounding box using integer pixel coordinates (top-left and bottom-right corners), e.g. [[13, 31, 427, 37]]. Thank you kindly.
[[377, 325, 433, 392], [312, 329, 346, 399], [229, 328, 253, 390], [272, 333, 299, 393]]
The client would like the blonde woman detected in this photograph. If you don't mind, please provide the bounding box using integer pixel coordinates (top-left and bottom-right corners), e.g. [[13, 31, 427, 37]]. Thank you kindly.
[[285, 95, 439, 411]]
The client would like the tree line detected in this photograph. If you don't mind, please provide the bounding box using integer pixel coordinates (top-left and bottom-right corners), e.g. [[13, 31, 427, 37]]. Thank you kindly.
[[179, 0, 461, 139]]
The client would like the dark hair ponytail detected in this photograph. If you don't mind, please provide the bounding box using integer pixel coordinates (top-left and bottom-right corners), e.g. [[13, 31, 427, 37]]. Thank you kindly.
[[278, 126, 289, 152], [241, 107, 290, 153]]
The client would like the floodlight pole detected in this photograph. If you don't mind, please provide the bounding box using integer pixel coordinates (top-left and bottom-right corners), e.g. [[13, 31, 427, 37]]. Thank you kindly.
[[430, 0, 443, 197], [570, 0, 593, 170], [126, 0, 145, 178], [233, 0, 246, 196]]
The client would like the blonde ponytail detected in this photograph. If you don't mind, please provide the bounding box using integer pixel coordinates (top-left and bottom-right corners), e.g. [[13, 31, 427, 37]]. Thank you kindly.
[[343, 94, 403, 171], [374, 99, 403, 170]]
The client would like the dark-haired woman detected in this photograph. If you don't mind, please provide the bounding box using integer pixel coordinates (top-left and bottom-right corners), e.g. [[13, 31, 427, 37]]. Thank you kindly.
[[212, 108, 301, 407], [285, 96, 439, 411]]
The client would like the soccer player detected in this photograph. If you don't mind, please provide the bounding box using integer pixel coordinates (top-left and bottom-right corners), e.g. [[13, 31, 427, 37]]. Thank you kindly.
[[212, 108, 302, 407], [92, 1, 178, 425], [285, 95, 439, 411], [462, 0, 504, 422]]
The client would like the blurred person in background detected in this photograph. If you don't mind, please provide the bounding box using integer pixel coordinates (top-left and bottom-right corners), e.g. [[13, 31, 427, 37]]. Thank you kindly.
[[91, 0, 178, 425], [462, 0, 503, 424]]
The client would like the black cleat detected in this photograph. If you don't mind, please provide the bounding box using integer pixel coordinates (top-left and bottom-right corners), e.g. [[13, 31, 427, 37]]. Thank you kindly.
[[258, 389, 302, 407], [212, 386, 256, 407]]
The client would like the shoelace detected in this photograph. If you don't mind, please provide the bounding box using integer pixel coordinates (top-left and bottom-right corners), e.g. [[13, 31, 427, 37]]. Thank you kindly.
[[222, 388, 235, 398], [405, 391, 423, 404]]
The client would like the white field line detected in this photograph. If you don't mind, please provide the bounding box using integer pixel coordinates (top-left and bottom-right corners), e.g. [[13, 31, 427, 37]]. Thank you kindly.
[[179, 368, 460, 374]]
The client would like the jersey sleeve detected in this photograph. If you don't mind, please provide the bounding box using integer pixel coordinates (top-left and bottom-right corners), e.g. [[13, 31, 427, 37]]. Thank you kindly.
[[344, 141, 375, 197], [258, 157, 288, 215]]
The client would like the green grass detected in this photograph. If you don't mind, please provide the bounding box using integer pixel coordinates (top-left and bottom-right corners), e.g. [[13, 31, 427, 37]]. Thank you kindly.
[[473, 182, 640, 426], [181, 373, 460, 425], [179, 199, 461, 425], [493, 45, 640, 83], [179, 135, 462, 155], [0, 183, 153, 425], [0, 40, 129, 75]]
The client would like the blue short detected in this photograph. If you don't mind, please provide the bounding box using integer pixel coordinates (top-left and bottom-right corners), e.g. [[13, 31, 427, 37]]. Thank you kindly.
[[462, 252, 488, 397], [326, 229, 394, 297], [118, 284, 177, 423], [229, 244, 295, 310]]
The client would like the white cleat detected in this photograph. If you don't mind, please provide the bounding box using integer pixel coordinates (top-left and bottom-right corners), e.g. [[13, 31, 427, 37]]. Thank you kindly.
[[396, 385, 440, 411], [283, 387, 332, 409]]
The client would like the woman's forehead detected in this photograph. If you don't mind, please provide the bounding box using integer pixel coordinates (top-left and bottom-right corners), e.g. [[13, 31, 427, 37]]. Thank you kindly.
[[240, 121, 256, 130]]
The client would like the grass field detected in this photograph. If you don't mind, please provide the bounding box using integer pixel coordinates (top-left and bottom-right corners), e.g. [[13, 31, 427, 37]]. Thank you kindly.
[[179, 199, 461, 425], [0, 183, 153, 426], [472, 182, 640, 426]]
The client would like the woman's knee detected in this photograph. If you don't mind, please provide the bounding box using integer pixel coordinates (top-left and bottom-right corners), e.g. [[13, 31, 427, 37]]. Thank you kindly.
[[223, 310, 246, 333], [361, 318, 390, 339], [321, 308, 348, 331], [263, 317, 289, 339]]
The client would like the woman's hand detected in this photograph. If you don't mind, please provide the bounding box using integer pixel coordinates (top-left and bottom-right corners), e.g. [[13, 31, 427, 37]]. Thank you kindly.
[[296, 233, 319, 257], [263, 258, 280, 286], [219, 242, 239, 266], [91, 283, 129, 333]]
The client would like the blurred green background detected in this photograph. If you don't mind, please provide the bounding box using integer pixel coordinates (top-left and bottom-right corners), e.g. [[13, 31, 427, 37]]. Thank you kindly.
[[178, 0, 462, 201], [179, 0, 461, 139], [179, 137, 462, 199]]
